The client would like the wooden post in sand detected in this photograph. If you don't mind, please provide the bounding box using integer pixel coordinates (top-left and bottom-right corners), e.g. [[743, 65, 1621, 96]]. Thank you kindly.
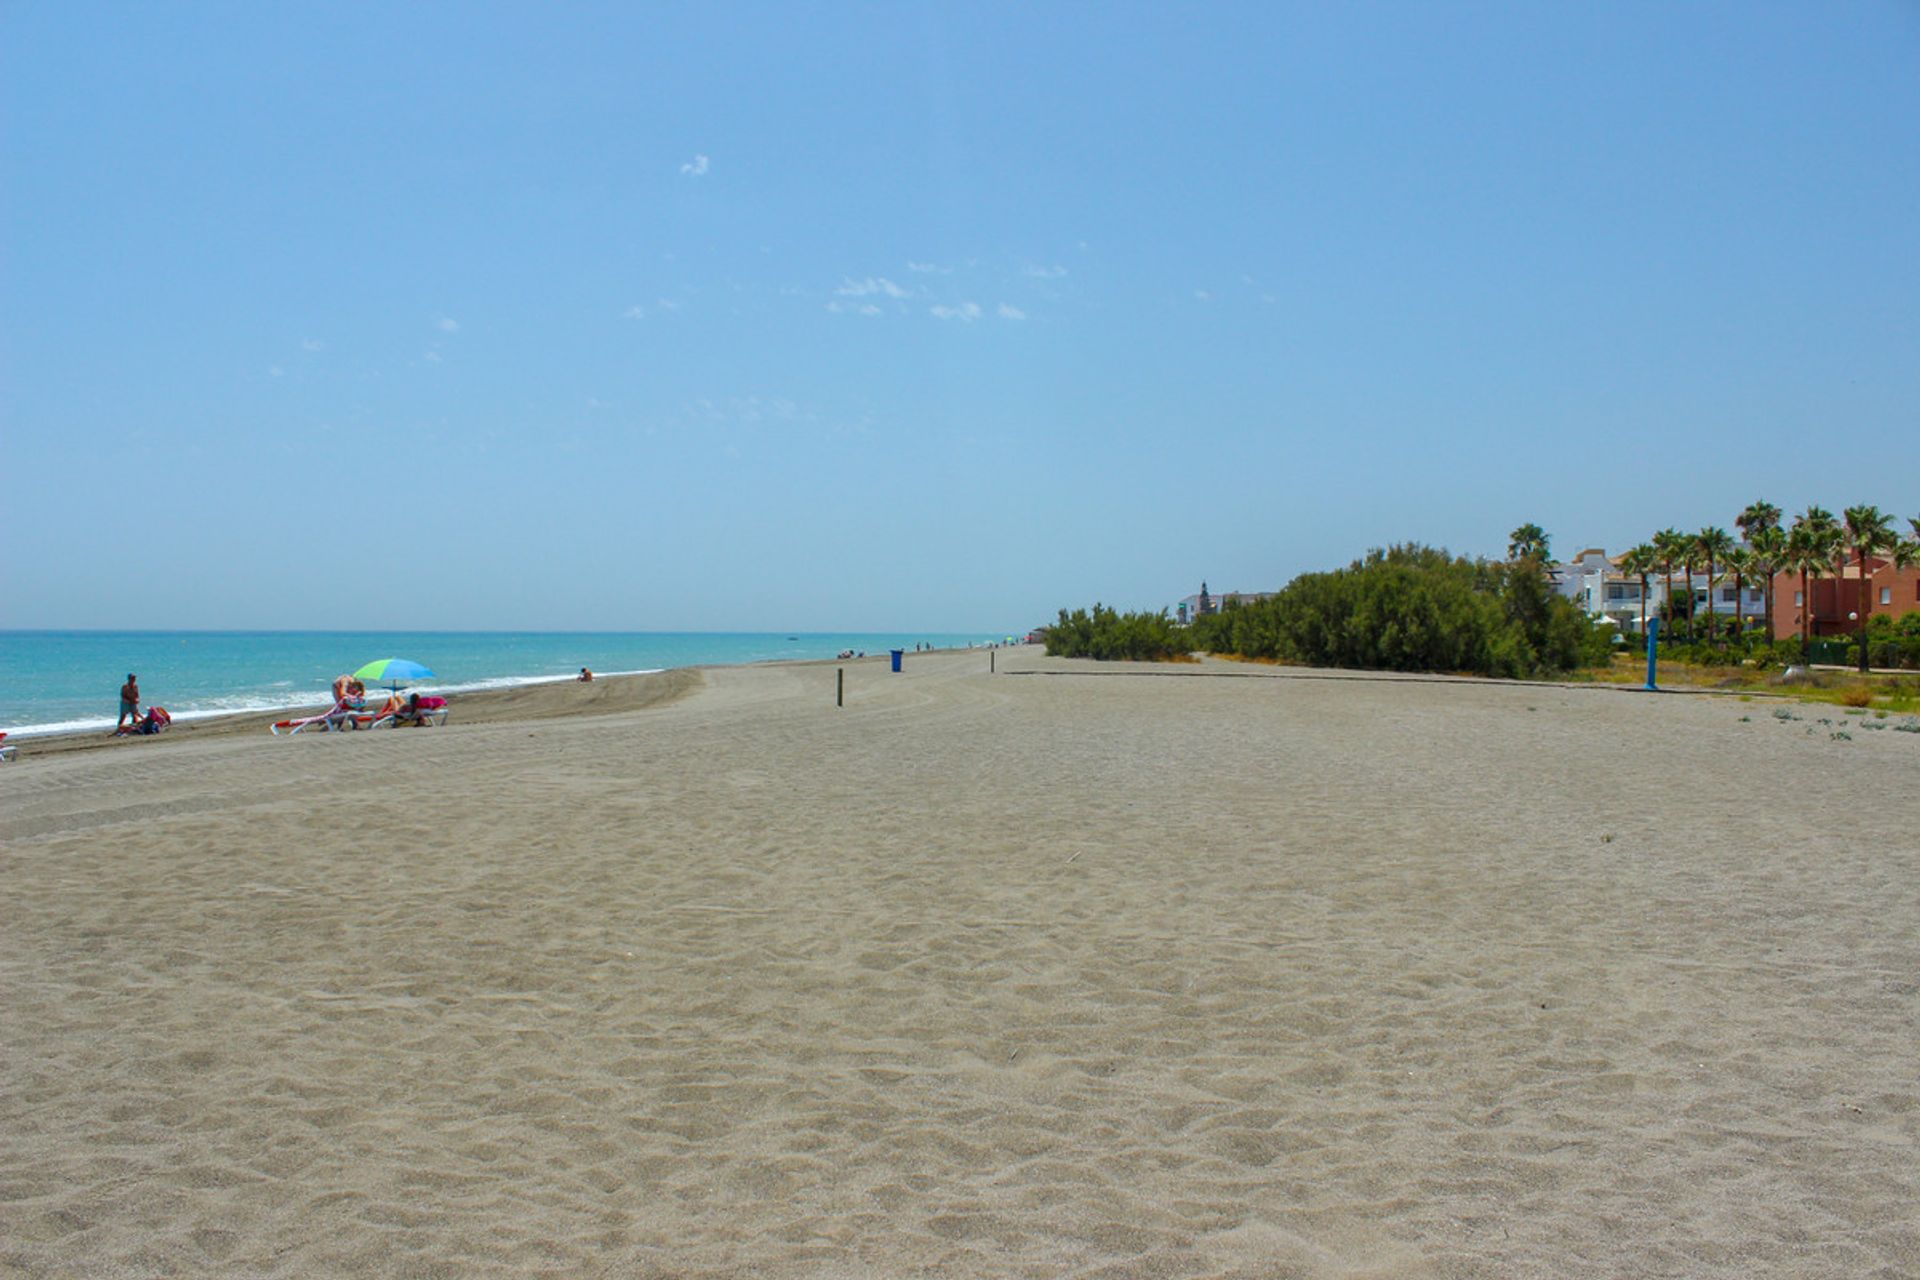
[[990, 649, 995, 674], [837, 667, 844, 707]]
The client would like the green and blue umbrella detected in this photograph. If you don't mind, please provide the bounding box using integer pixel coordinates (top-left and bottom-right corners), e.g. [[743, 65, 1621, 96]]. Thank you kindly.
[[351, 657, 436, 691]]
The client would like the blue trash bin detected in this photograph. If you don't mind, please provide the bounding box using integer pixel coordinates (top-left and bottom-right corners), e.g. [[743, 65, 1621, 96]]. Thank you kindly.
[[889, 649, 904, 672]]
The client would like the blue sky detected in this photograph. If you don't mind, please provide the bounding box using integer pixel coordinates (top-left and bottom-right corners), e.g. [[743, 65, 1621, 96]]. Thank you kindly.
[[4, 2, 1916, 630]]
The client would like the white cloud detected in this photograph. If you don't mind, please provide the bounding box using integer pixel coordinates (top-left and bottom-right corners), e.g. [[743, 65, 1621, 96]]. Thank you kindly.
[[424, 350, 443, 363], [623, 305, 646, 319], [680, 154, 710, 176], [655, 297, 681, 311], [436, 316, 460, 332], [837, 276, 909, 299], [931, 302, 983, 322], [907, 261, 952, 274], [997, 303, 1026, 321], [269, 364, 285, 377], [826, 300, 884, 316], [1192, 290, 1212, 301], [301, 338, 324, 352], [1024, 264, 1067, 279]]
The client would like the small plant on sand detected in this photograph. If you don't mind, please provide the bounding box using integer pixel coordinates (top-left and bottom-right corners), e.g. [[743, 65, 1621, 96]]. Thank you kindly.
[[1772, 708, 1796, 721], [1894, 718, 1920, 734], [1838, 686, 1874, 709], [1831, 730, 1852, 741]]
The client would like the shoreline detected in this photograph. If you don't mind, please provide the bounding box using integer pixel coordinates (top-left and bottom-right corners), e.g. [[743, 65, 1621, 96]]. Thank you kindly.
[[0, 647, 958, 760], [0, 632, 1013, 743]]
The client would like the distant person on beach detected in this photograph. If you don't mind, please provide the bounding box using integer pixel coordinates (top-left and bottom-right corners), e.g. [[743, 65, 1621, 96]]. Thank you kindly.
[[116, 674, 140, 732], [578, 667, 594, 682]]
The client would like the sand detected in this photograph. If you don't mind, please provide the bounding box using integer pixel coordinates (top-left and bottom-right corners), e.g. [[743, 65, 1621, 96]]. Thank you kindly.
[[2, 649, 1916, 1278]]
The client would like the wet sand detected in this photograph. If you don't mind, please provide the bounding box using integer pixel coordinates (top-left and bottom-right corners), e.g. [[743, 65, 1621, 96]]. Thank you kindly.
[[2, 649, 1915, 1277]]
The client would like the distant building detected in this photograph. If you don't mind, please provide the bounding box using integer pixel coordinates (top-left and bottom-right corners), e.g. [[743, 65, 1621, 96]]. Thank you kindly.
[[1772, 557, 1920, 638], [1176, 580, 1274, 624], [1552, 547, 1765, 634]]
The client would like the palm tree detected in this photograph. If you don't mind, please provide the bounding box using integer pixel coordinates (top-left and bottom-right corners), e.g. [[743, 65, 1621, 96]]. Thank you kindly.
[[1676, 536, 1702, 643], [1508, 523, 1550, 563], [1736, 501, 1781, 544], [1694, 527, 1735, 646], [1737, 501, 1784, 642], [1652, 528, 1687, 639], [1723, 547, 1754, 641], [1788, 507, 1839, 652], [1620, 544, 1657, 636], [1842, 505, 1897, 672], [1748, 525, 1786, 643]]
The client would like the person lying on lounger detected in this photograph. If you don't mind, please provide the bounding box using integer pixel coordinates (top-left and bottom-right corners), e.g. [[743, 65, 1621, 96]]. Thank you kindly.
[[390, 692, 444, 727], [114, 706, 171, 736]]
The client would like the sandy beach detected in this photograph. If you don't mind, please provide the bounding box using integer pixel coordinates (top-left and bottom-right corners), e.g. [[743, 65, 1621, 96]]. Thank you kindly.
[[2, 648, 1915, 1278]]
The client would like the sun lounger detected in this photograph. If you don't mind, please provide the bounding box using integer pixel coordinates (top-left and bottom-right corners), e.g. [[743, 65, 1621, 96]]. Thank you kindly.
[[0, 732, 15, 762], [370, 696, 449, 729], [271, 701, 375, 735]]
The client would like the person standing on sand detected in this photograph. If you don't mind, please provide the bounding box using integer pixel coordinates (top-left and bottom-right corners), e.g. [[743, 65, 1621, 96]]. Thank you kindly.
[[116, 673, 140, 732]]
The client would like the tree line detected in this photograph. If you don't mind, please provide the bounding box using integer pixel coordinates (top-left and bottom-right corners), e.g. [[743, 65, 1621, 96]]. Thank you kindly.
[[1613, 503, 1920, 671], [1045, 503, 1920, 677], [1047, 543, 1604, 678]]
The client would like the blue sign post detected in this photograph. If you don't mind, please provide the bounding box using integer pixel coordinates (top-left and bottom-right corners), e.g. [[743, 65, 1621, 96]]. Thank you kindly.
[[1644, 617, 1660, 691]]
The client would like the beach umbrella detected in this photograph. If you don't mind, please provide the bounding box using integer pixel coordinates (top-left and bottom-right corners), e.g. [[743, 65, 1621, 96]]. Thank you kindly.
[[351, 657, 436, 691]]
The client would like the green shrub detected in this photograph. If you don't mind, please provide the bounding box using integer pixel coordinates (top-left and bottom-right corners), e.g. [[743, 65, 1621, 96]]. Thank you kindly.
[[1044, 604, 1190, 661], [1178, 544, 1595, 679]]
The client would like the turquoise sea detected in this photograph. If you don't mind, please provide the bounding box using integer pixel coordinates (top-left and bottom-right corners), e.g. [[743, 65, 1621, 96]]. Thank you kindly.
[[0, 631, 1013, 737]]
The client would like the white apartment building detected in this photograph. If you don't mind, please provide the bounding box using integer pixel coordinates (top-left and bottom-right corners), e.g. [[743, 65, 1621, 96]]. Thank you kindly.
[[1551, 548, 1766, 634]]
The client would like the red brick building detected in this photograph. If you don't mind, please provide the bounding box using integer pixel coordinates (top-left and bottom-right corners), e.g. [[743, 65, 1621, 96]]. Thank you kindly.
[[1772, 558, 1920, 638]]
